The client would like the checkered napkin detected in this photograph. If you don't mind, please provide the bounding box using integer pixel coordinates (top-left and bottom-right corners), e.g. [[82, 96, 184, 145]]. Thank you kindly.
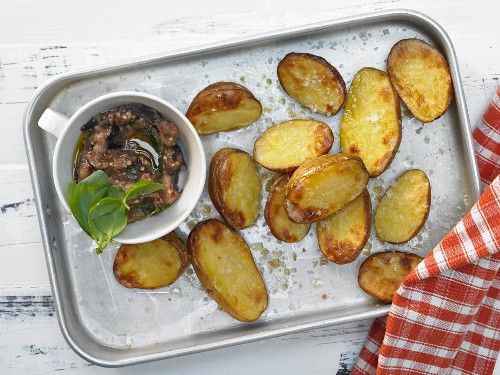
[[352, 87, 500, 375]]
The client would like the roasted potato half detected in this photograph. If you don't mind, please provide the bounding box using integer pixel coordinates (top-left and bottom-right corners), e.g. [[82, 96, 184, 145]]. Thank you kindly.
[[187, 219, 268, 322], [358, 251, 423, 303], [186, 82, 262, 135], [340, 67, 402, 177], [254, 119, 334, 172], [277, 52, 346, 116], [284, 154, 369, 223], [265, 174, 311, 242], [113, 232, 188, 289], [387, 39, 452, 122], [316, 189, 371, 264], [375, 169, 431, 244], [209, 148, 261, 230]]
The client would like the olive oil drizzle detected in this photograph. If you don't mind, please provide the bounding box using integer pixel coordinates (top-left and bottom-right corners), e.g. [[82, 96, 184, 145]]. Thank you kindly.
[[72, 122, 164, 181]]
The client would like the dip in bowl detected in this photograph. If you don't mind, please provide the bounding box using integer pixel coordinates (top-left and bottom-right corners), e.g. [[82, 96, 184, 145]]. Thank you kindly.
[[38, 91, 206, 247]]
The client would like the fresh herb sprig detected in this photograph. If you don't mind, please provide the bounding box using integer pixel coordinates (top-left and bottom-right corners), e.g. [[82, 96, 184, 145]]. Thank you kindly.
[[66, 170, 164, 254]]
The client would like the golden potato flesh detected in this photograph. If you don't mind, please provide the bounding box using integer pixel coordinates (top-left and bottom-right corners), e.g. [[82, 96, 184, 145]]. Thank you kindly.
[[186, 82, 262, 135], [254, 119, 333, 172], [387, 39, 452, 122], [265, 174, 311, 242], [209, 148, 261, 230], [340, 67, 402, 177], [316, 189, 371, 264], [284, 154, 369, 223], [375, 169, 431, 244], [187, 219, 268, 322], [358, 251, 423, 303], [277, 52, 346, 116], [113, 232, 188, 289]]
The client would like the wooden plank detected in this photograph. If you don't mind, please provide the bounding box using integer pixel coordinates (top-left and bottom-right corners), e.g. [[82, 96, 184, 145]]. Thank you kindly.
[[0, 293, 372, 374]]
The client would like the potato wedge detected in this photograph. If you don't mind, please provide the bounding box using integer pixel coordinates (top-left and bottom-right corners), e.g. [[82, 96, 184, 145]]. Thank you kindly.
[[316, 189, 371, 264], [277, 52, 346, 116], [340, 67, 402, 177], [387, 38, 452, 122], [375, 169, 431, 244], [209, 148, 261, 229], [284, 154, 369, 223], [113, 232, 188, 289], [186, 82, 262, 135], [358, 251, 423, 303], [254, 119, 333, 172], [265, 174, 311, 242], [187, 219, 268, 322]]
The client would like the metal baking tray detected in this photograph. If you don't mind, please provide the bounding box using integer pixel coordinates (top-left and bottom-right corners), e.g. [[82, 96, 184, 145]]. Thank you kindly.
[[23, 9, 481, 367]]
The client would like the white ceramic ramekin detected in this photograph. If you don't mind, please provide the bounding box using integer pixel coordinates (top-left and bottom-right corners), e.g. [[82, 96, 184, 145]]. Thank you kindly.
[[38, 91, 206, 244]]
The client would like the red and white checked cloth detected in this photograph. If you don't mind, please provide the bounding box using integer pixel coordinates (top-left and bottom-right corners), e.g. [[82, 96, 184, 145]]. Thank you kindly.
[[352, 87, 500, 375]]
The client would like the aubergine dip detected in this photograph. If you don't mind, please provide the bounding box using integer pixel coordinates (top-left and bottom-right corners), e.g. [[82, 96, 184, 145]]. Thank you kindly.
[[73, 103, 185, 223]]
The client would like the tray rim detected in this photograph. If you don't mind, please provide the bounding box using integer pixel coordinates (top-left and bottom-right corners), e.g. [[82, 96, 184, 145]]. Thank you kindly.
[[23, 8, 482, 367]]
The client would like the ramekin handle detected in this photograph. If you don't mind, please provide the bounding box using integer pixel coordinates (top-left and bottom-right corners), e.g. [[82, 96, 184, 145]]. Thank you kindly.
[[38, 108, 69, 138]]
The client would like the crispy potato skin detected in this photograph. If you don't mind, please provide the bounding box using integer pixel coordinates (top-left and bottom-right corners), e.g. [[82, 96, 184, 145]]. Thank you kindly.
[[284, 153, 369, 223], [358, 251, 423, 303], [277, 52, 346, 116], [209, 148, 261, 230], [375, 169, 431, 244], [265, 174, 311, 242], [254, 119, 333, 172], [340, 67, 402, 177], [186, 82, 262, 135], [187, 219, 268, 322], [113, 232, 188, 289], [316, 189, 371, 264], [387, 39, 452, 123]]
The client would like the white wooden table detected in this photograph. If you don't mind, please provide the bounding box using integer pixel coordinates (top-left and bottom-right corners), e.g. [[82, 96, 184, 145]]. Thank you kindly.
[[1, 1, 499, 373]]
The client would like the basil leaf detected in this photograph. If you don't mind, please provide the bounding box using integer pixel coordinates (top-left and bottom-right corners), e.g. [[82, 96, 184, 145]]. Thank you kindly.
[[124, 181, 165, 203], [108, 185, 125, 200], [66, 181, 92, 236], [66, 181, 77, 201], [92, 229, 108, 254], [65, 170, 165, 254], [88, 197, 128, 254], [66, 171, 112, 238]]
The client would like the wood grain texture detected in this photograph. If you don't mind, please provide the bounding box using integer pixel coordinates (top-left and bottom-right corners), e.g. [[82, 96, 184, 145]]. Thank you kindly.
[[1, 0, 499, 373]]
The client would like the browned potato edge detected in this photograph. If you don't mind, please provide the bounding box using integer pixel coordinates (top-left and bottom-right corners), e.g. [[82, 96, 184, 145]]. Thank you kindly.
[[264, 173, 311, 242], [208, 147, 260, 229], [387, 39, 453, 123], [358, 250, 423, 303], [316, 188, 372, 264], [277, 52, 346, 116], [187, 219, 269, 322], [186, 82, 262, 134], [375, 169, 431, 244], [113, 231, 189, 290]]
